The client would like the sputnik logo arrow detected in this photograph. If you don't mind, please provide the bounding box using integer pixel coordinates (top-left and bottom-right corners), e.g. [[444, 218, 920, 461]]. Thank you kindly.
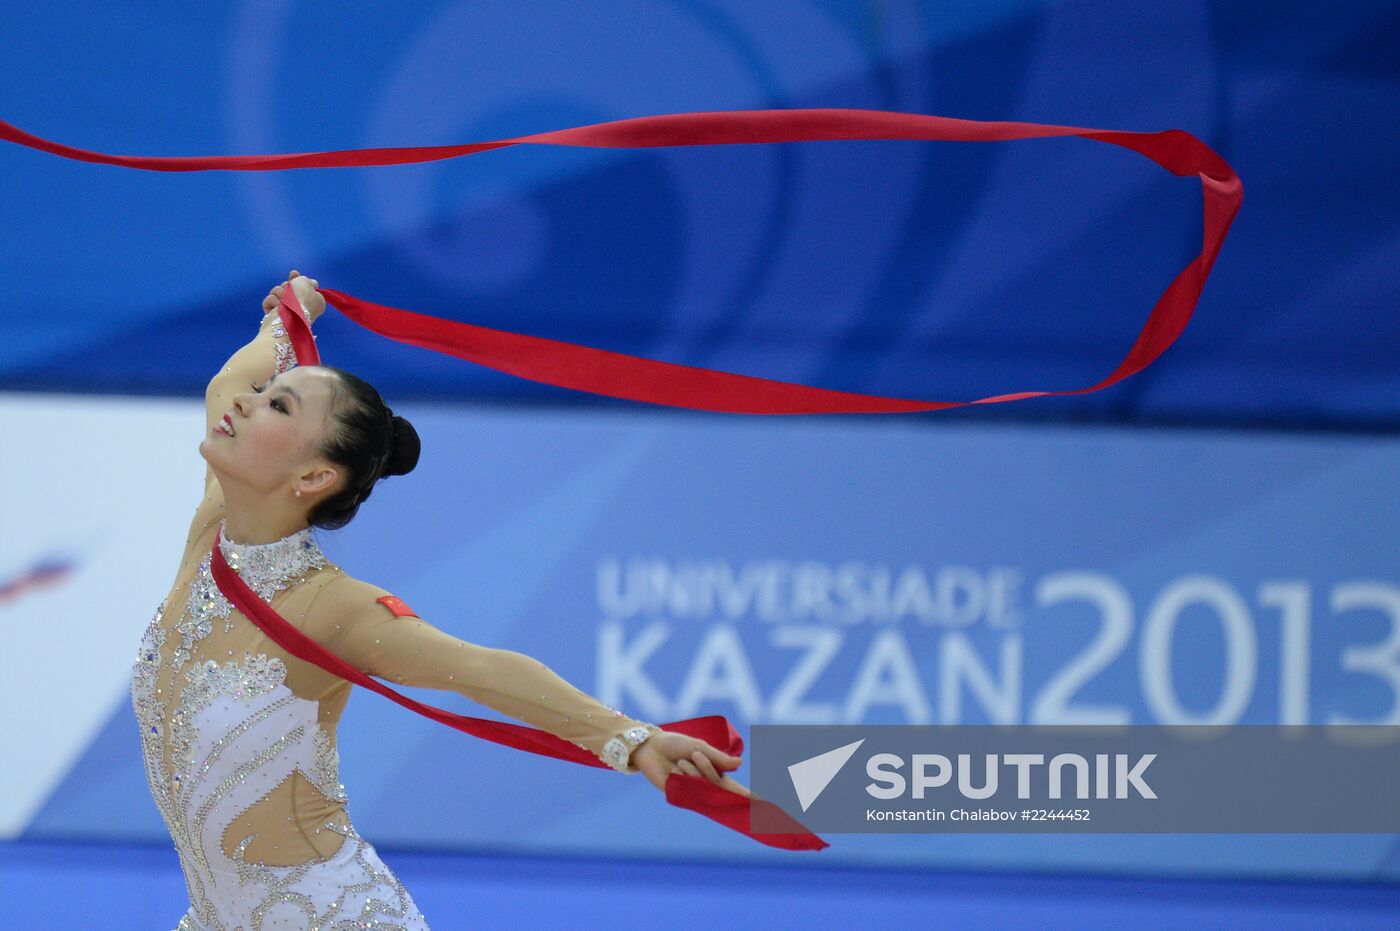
[[788, 739, 865, 811]]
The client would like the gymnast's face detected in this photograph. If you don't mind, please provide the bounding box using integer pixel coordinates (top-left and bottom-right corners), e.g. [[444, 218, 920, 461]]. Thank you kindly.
[[200, 365, 343, 498]]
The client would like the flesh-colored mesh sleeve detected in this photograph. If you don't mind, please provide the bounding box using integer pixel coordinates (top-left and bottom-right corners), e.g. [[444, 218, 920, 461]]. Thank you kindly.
[[315, 579, 661, 773]]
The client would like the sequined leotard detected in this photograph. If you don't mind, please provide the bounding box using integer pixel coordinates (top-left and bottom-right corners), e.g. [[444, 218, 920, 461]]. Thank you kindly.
[[131, 304, 660, 931]]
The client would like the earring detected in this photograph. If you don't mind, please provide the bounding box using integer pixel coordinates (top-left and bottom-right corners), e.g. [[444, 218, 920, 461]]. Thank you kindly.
[[295, 489, 302, 497]]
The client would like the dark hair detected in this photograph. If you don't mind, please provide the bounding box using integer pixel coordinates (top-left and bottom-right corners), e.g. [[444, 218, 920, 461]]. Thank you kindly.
[[307, 366, 421, 531]]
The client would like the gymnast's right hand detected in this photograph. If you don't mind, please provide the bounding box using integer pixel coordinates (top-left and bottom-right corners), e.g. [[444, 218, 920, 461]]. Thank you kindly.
[[632, 731, 751, 797]]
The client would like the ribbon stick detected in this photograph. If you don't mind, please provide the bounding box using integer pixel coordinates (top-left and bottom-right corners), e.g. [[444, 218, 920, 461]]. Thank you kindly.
[[1, 108, 1241, 413]]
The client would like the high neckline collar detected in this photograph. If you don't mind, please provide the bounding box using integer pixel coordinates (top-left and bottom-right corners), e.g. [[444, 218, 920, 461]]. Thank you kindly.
[[219, 518, 316, 551], [216, 519, 327, 593]]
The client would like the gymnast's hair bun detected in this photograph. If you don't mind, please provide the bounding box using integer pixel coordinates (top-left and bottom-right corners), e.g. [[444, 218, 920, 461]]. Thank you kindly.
[[384, 415, 421, 479]]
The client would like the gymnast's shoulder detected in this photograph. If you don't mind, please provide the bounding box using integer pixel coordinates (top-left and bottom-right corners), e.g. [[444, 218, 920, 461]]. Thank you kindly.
[[319, 572, 422, 624]]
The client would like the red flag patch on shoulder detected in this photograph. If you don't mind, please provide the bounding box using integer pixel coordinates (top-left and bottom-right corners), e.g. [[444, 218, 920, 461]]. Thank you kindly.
[[376, 594, 417, 619]]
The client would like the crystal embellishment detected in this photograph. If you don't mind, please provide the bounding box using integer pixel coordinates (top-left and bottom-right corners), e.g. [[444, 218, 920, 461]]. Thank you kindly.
[[216, 521, 328, 602], [601, 724, 660, 773], [263, 307, 306, 374]]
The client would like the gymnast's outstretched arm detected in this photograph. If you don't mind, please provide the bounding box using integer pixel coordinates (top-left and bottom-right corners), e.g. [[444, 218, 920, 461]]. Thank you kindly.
[[311, 575, 749, 795]]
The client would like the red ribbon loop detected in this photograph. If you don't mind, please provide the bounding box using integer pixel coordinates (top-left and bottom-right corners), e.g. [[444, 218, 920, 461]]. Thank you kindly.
[[2, 107, 1241, 413]]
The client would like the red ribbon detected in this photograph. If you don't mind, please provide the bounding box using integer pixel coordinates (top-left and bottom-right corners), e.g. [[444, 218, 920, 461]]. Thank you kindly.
[[1, 108, 1241, 413], [209, 525, 826, 851], [277, 289, 321, 367], [6, 104, 1242, 849]]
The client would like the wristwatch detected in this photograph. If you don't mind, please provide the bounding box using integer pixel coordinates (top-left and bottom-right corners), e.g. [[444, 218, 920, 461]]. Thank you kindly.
[[601, 724, 662, 773]]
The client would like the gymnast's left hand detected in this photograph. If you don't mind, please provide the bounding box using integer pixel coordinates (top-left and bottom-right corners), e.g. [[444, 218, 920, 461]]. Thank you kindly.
[[632, 731, 751, 797], [288, 269, 326, 322]]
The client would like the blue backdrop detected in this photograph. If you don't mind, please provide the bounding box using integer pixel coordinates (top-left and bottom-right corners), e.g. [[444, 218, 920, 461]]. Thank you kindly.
[[1, 0, 1396, 428], [3, 0, 1398, 890]]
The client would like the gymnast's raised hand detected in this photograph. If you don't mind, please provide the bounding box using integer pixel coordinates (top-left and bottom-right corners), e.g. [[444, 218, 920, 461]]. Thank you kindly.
[[261, 269, 327, 323]]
